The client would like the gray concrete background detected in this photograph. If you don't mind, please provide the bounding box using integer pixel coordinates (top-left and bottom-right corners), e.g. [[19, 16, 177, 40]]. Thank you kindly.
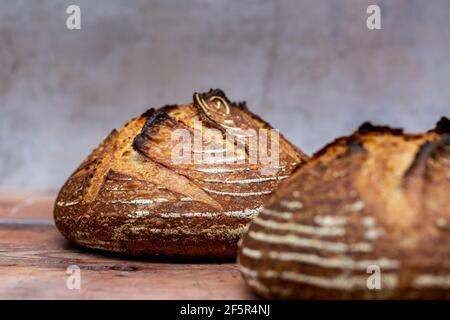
[[1, 0, 449, 189]]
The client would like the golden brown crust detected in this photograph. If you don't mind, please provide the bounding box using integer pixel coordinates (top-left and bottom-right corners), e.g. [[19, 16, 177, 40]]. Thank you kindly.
[[238, 118, 450, 298], [54, 89, 307, 258]]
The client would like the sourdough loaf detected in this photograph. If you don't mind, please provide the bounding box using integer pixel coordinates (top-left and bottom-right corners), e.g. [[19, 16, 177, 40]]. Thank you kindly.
[[238, 117, 450, 298], [54, 89, 307, 258]]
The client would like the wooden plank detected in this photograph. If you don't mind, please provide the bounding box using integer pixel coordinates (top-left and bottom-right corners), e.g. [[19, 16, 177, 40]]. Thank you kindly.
[[0, 191, 255, 299]]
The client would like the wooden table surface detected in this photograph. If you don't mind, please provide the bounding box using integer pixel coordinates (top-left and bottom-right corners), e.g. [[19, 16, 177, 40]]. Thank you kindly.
[[0, 189, 255, 299]]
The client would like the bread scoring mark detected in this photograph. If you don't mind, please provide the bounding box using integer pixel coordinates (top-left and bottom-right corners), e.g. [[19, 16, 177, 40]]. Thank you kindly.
[[135, 107, 175, 140], [427, 156, 449, 169], [436, 218, 450, 230], [273, 164, 289, 170], [332, 169, 348, 178], [193, 148, 228, 154], [252, 216, 345, 237], [246, 278, 293, 297], [202, 176, 289, 184], [203, 187, 273, 197], [239, 264, 258, 277], [195, 167, 250, 173], [280, 200, 303, 210], [260, 208, 293, 220], [124, 225, 247, 238], [343, 200, 365, 213], [241, 247, 400, 270], [105, 187, 131, 191], [194, 90, 231, 118], [403, 135, 450, 182], [239, 265, 398, 290], [219, 121, 238, 129], [56, 200, 80, 207], [107, 176, 133, 181], [220, 122, 242, 130], [248, 231, 373, 253], [241, 247, 263, 259], [314, 216, 347, 227], [110, 198, 168, 205], [362, 216, 375, 227], [197, 155, 246, 164], [193, 89, 242, 134], [180, 197, 193, 202], [158, 206, 263, 218], [364, 229, 385, 240], [222, 129, 256, 139], [128, 210, 150, 218], [360, 216, 385, 240], [246, 278, 270, 294]]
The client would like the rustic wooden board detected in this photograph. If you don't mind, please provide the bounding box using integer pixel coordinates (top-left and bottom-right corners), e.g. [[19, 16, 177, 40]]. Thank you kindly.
[[0, 190, 255, 299]]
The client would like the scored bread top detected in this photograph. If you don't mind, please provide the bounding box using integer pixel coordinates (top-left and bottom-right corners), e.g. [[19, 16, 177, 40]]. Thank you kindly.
[[54, 89, 307, 258], [238, 117, 450, 298]]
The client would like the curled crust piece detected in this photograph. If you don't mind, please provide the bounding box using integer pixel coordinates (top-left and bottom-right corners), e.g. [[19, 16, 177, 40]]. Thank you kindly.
[[54, 89, 307, 258], [238, 118, 450, 298]]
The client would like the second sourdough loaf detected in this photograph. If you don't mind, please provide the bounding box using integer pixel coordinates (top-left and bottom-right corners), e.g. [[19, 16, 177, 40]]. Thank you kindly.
[[54, 89, 307, 258], [238, 117, 450, 298]]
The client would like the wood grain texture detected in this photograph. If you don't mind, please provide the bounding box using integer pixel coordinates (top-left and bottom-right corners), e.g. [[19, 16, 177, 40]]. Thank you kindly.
[[0, 190, 254, 299]]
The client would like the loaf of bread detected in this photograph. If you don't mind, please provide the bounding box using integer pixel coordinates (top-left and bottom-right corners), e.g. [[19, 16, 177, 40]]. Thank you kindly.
[[238, 117, 450, 298], [54, 89, 307, 258]]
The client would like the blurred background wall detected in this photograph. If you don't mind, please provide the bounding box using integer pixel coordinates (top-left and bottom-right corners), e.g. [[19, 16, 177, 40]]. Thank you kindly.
[[1, 0, 449, 189]]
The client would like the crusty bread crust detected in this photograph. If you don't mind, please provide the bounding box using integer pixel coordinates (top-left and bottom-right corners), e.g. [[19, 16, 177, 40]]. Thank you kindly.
[[54, 89, 307, 258], [238, 118, 450, 298]]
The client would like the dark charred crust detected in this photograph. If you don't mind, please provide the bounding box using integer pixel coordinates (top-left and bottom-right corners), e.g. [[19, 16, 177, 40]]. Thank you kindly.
[[432, 117, 450, 134], [312, 136, 349, 159], [346, 137, 367, 154], [141, 109, 172, 132], [140, 105, 177, 120], [131, 137, 143, 154], [160, 104, 179, 113], [311, 136, 366, 162], [312, 122, 407, 160], [132, 108, 176, 156], [141, 108, 156, 119], [404, 141, 434, 179], [235, 101, 249, 111], [357, 122, 404, 135], [404, 135, 450, 179]]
